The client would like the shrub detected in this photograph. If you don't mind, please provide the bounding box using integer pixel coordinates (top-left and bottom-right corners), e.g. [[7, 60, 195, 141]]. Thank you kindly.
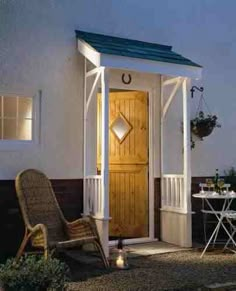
[[0, 255, 69, 291], [224, 167, 236, 190]]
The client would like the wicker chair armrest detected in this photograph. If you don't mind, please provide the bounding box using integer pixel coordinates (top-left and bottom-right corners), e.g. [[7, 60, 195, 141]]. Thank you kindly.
[[29, 223, 46, 233], [28, 224, 47, 239], [66, 217, 97, 239], [27, 223, 48, 250], [66, 216, 90, 227]]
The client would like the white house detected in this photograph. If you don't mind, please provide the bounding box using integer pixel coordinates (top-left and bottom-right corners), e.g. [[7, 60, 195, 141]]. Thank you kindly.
[[0, 1, 235, 257]]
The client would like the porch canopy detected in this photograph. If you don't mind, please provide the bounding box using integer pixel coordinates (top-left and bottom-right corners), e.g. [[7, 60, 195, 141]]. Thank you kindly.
[[76, 30, 202, 255], [76, 30, 201, 78]]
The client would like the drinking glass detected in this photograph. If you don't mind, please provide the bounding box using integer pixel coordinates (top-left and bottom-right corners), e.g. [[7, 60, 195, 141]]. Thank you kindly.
[[206, 178, 213, 192], [217, 179, 225, 194]]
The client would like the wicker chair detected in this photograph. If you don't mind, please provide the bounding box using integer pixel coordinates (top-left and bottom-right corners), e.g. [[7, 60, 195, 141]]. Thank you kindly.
[[15, 169, 109, 268]]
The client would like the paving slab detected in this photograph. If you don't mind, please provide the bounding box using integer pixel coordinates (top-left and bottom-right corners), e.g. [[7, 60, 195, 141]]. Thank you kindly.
[[125, 241, 189, 257]]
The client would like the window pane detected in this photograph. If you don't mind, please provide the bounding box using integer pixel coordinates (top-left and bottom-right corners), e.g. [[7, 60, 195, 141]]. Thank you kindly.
[[3, 97, 17, 118], [17, 119, 32, 140], [3, 119, 17, 139], [18, 97, 32, 118]]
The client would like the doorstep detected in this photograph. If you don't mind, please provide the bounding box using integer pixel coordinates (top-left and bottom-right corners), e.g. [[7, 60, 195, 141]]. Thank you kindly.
[[123, 241, 190, 257]]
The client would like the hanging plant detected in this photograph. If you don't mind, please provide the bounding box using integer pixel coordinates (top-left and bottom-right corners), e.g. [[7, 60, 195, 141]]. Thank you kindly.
[[191, 111, 221, 139], [190, 86, 221, 148]]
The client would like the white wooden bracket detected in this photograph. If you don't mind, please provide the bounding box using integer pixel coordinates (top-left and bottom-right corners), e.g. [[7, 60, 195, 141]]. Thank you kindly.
[[163, 77, 181, 86], [86, 67, 102, 78], [162, 77, 183, 119], [86, 70, 101, 114]]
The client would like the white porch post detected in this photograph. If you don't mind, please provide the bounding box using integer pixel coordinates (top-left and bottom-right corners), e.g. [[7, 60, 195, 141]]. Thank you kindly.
[[160, 76, 164, 206], [83, 58, 89, 216], [95, 67, 110, 257], [160, 76, 192, 247], [101, 67, 110, 219], [182, 77, 192, 247], [182, 78, 191, 213]]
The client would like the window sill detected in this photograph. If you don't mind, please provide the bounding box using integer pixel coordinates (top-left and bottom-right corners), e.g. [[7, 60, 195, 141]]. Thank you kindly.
[[0, 140, 39, 151]]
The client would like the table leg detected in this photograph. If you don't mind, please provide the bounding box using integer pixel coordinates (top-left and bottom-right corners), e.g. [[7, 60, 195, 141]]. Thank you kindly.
[[224, 229, 236, 250], [204, 199, 225, 249], [200, 216, 224, 258], [212, 199, 229, 248], [223, 217, 236, 250], [201, 198, 234, 257], [217, 219, 236, 247], [213, 219, 221, 248]]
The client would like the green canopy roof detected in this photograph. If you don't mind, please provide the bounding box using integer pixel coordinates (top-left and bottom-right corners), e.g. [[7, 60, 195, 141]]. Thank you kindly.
[[75, 30, 201, 68]]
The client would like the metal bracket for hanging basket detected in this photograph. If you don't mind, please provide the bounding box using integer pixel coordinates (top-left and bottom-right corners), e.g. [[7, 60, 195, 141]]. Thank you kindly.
[[190, 86, 204, 98]]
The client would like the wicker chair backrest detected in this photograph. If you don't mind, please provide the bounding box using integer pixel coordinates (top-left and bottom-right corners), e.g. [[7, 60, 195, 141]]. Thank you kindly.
[[16, 169, 67, 243]]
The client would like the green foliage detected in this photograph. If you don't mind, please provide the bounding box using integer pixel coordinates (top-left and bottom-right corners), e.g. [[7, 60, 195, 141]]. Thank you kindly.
[[224, 167, 236, 190], [224, 166, 236, 177], [191, 111, 221, 141], [191, 111, 221, 129], [0, 255, 70, 291], [224, 167, 236, 211]]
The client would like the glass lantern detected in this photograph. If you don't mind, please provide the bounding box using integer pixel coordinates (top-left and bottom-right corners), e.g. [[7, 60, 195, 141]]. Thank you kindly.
[[115, 237, 129, 270]]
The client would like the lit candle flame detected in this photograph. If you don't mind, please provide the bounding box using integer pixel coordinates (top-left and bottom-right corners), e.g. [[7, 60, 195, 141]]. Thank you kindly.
[[116, 255, 124, 268]]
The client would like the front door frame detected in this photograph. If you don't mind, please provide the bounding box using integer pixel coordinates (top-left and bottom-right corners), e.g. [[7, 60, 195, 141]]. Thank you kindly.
[[108, 71, 157, 246]]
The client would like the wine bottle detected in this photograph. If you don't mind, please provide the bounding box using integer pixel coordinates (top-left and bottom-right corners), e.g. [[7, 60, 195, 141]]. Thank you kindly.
[[214, 169, 219, 193]]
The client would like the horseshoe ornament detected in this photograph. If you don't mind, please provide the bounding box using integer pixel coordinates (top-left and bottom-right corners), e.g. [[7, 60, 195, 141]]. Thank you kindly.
[[122, 73, 132, 85]]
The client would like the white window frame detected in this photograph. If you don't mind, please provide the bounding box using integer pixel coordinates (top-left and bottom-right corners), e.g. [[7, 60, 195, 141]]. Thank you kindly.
[[0, 91, 41, 150]]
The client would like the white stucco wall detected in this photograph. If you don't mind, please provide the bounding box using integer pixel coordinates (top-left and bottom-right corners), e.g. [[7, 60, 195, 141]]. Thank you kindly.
[[0, 0, 236, 179]]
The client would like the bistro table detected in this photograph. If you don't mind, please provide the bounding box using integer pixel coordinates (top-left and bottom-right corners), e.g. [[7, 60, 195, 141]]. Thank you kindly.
[[193, 191, 236, 257]]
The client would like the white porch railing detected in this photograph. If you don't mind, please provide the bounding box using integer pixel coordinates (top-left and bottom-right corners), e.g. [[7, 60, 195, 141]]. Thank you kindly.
[[162, 174, 185, 211], [84, 175, 102, 217]]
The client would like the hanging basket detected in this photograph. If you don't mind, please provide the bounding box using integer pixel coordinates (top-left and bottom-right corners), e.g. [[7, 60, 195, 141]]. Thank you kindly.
[[191, 122, 214, 139], [191, 111, 221, 140]]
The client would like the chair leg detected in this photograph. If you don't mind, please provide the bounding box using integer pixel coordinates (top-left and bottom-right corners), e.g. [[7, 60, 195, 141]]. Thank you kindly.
[[43, 235, 49, 260], [94, 240, 109, 268], [203, 213, 207, 244], [16, 228, 30, 260], [50, 248, 56, 257], [44, 247, 49, 260]]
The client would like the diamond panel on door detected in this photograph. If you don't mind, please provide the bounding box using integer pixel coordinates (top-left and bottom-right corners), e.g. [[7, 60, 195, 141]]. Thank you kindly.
[[110, 113, 132, 144]]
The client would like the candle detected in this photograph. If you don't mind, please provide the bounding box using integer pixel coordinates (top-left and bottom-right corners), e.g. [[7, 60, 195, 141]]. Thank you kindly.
[[116, 255, 124, 268]]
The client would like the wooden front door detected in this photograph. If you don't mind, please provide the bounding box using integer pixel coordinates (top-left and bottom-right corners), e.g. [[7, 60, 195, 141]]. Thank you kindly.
[[97, 91, 149, 238]]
